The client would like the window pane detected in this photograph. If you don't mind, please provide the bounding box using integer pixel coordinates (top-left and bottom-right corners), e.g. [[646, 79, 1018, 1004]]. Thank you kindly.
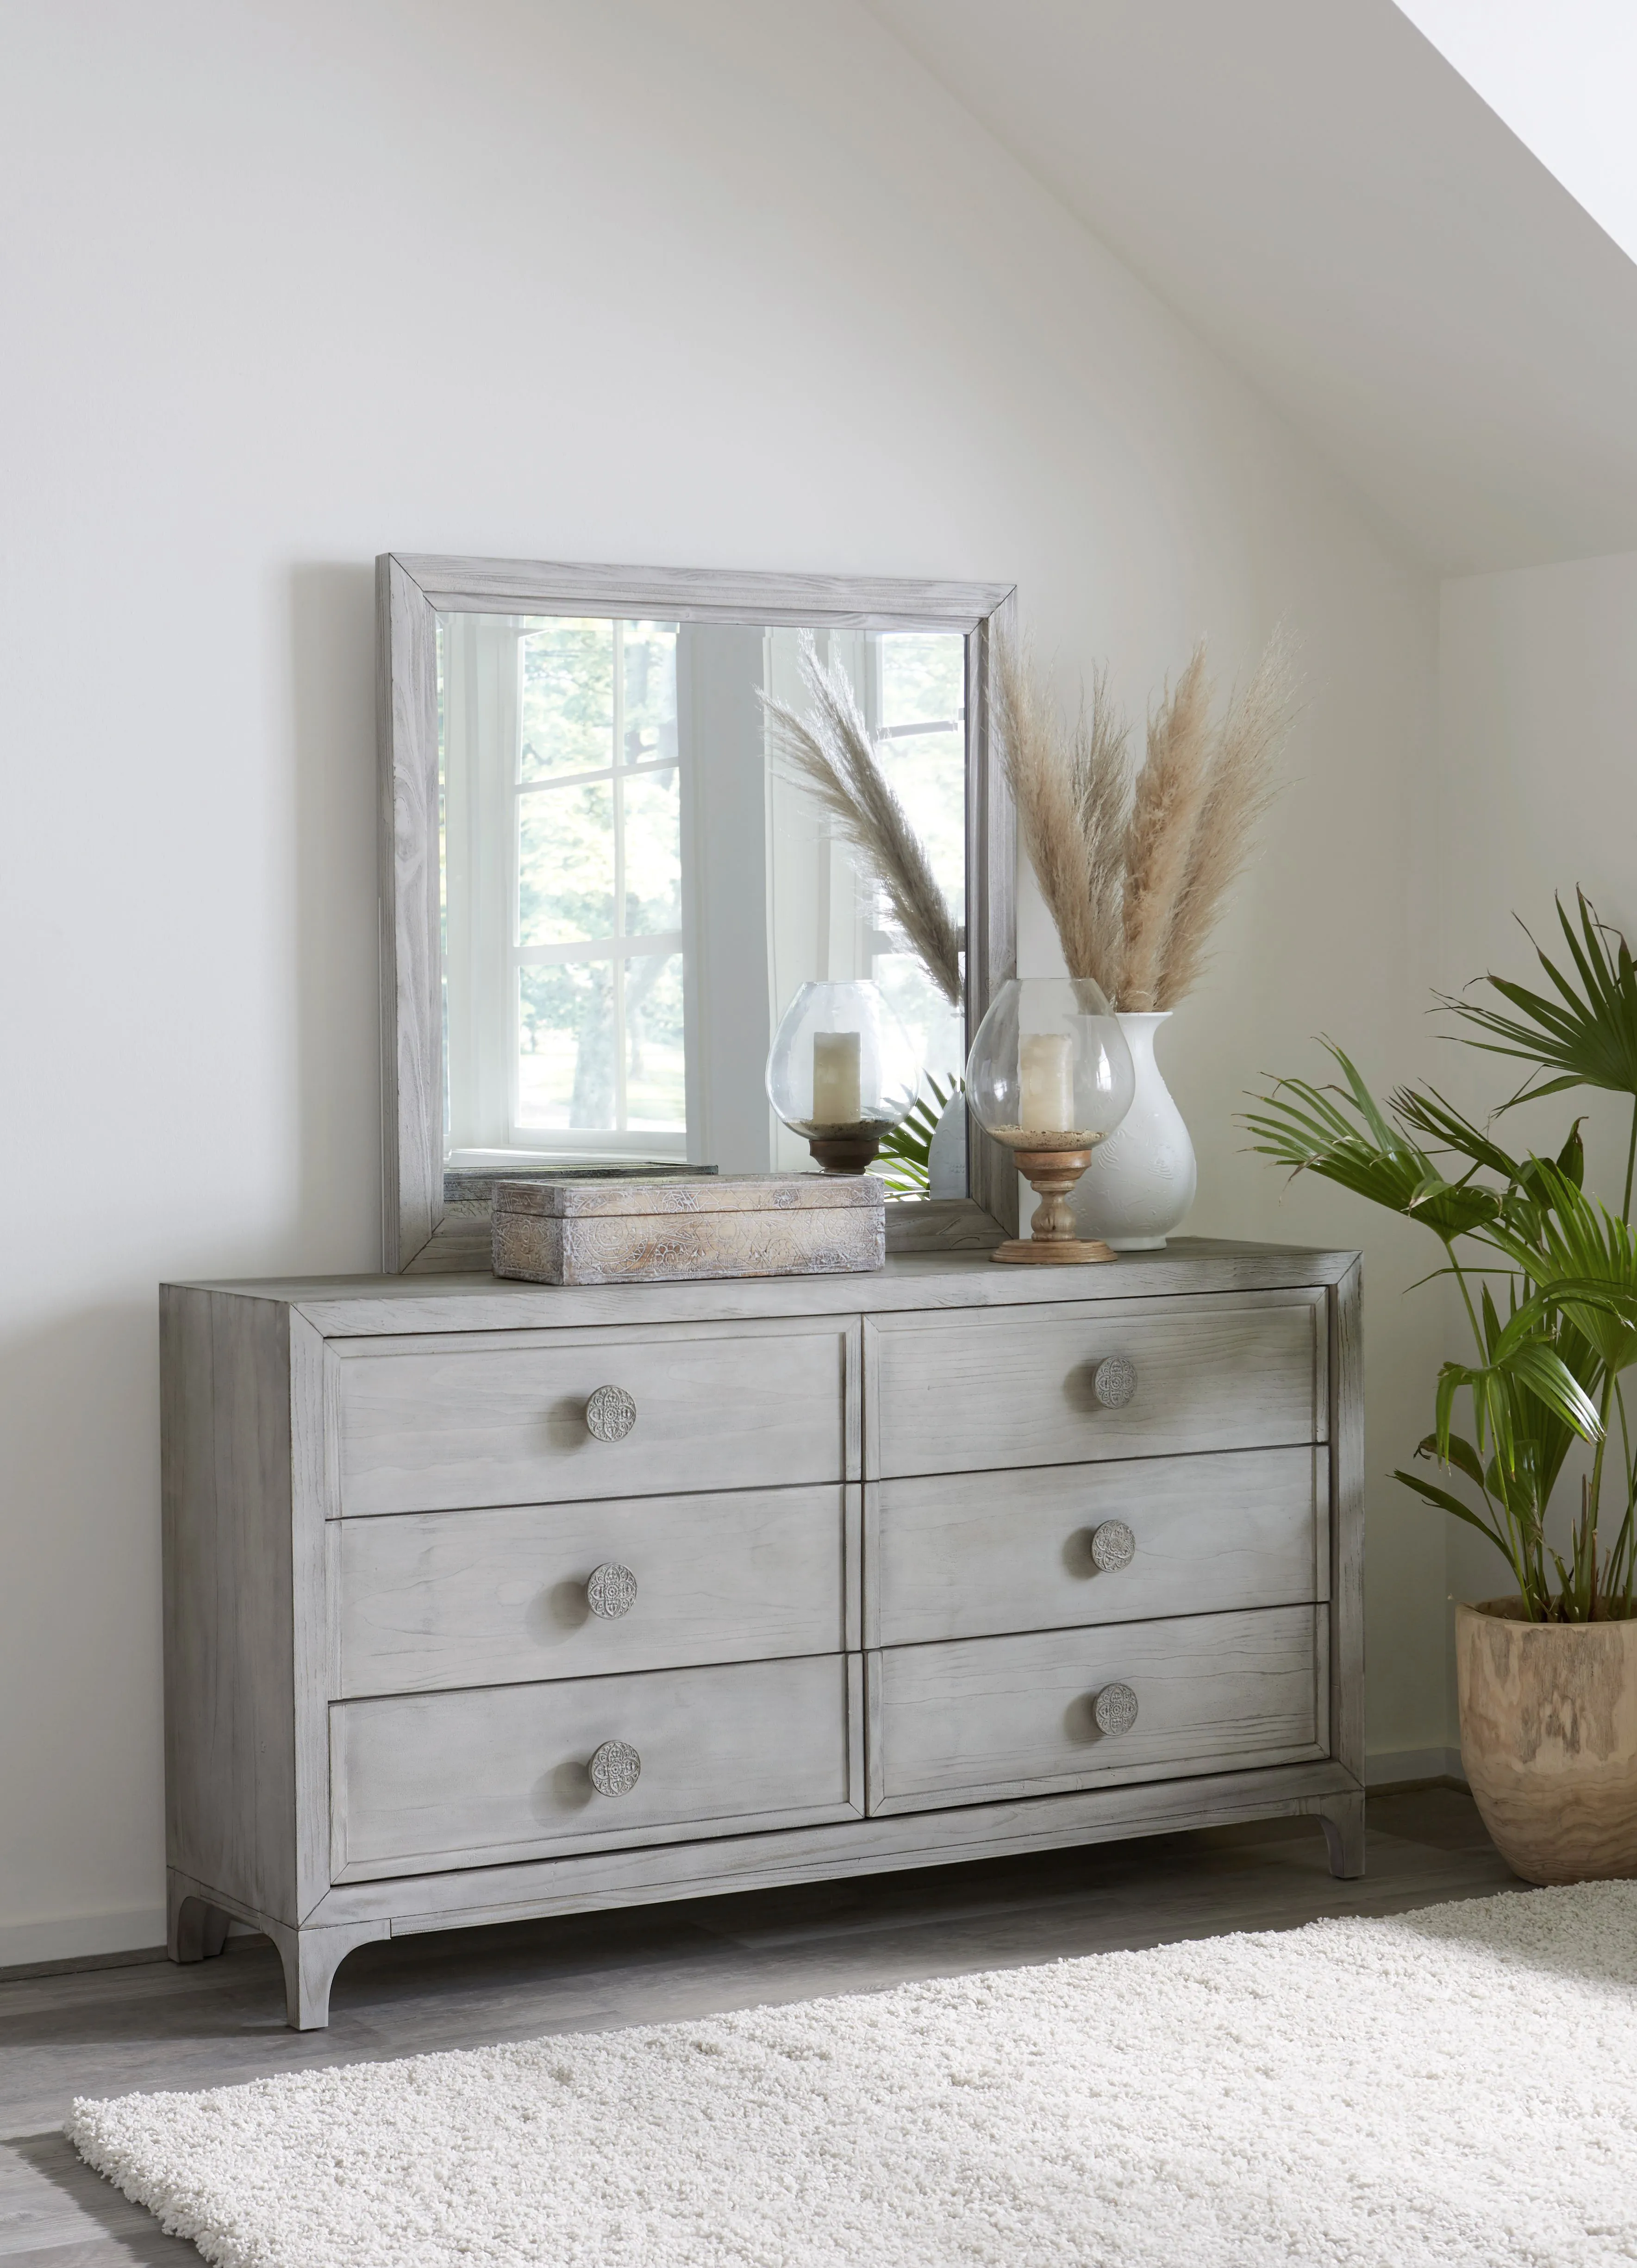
[[519, 620, 614, 781], [874, 732, 966, 922], [519, 783, 615, 946], [878, 632, 964, 731], [874, 633, 966, 919], [875, 949, 965, 1087], [620, 766, 682, 936], [622, 623, 678, 766], [624, 952, 687, 1130], [518, 962, 617, 1130]]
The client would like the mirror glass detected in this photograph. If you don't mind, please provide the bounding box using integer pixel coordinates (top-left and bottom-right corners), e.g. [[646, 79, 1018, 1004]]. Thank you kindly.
[[437, 613, 967, 1184]]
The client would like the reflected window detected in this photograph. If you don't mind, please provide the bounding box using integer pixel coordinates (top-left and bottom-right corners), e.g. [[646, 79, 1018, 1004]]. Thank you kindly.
[[513, 622, 683, 1139], [438, 612, 966, 1178]]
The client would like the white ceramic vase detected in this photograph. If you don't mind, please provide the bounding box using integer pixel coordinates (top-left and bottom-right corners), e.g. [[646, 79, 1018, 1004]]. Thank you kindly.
[[1069, 1011, 1196, 1249]]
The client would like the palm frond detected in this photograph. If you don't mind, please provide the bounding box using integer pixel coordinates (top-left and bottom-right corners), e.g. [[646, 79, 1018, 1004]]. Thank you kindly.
[[1388, 1086, 1524, 1182], [1444, 891, 1637, 1103], [1242, 1044, 1499, 1243], [1485, 1161, 1637, 1379], [876, 1075, 956, 1198]]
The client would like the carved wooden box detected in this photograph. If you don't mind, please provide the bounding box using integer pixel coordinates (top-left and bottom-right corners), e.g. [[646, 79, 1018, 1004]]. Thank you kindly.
[[490, 1172, 886, 1285]]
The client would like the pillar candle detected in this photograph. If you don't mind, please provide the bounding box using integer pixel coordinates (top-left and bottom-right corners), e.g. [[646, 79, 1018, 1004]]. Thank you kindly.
[[812, 1030, 862, 1125], [1019, 1032, 1074, 1133]]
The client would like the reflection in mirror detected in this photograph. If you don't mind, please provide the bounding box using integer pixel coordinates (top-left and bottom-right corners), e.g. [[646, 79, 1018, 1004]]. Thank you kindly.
[[438, 614, 967, 1188]]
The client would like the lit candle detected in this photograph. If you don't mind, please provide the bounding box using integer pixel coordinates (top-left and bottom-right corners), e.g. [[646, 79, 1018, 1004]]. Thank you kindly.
[[1019, 1033, 1074, 1133], [812, 1030, 862, 1126]]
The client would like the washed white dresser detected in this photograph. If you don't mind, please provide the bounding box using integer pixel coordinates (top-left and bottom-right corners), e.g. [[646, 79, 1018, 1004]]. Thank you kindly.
[[161, 1238, 1363, 2027]]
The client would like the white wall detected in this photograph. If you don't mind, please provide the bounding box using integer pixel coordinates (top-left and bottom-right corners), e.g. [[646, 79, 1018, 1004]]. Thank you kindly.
[[0, 0, 1444, 1962]]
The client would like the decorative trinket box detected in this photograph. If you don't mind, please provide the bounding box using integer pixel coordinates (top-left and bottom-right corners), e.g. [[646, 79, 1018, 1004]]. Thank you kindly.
[[491, 1172, 886, 1286]]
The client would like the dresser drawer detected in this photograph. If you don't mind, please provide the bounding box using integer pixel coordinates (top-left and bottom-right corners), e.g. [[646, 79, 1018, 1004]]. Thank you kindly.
[[336, 1484, 855, 1696], [868, 1447, 1326, 1648], [865, 1605, 1325, 1814], [334, 1319, 855, 1516], [331, 1653, 862, 1880], [865, 1293, 1325, 1480]]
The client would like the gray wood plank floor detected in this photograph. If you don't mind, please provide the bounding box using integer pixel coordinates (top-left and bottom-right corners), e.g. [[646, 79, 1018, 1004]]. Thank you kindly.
[[1, 1788, 1517, 2264]]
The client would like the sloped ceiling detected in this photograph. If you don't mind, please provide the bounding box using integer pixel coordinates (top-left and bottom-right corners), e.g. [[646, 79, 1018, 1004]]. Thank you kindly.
[[865, 0, 1637, 575]]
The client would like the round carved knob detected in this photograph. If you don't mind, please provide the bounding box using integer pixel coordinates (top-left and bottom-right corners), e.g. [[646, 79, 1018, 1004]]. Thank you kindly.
[[586, 1562, 637, 1620], [1092, 1355, 1137, 1409], [587, 1738, 642, 1796], [585, 1385, 637, 1442], [1090, 1519, 1136, 1573], [1093, 1682, 1139, 1737]]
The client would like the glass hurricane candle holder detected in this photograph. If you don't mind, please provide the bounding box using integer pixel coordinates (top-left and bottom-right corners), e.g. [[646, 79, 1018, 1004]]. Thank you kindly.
[[766, 979, 918, 1173], [964, 976, 1136, 1262]]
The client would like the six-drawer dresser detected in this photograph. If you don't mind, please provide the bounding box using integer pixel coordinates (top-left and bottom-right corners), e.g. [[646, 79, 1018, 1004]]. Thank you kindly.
[[160, 1239, 1363, 2027]]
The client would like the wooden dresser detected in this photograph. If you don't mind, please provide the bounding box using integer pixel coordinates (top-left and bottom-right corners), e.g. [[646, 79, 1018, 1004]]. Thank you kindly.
[[161, 1240, 1363, 2027]]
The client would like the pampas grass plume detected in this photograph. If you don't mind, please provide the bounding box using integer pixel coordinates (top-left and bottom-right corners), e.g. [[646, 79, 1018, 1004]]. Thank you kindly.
[[999, 627, 1297, 1012]]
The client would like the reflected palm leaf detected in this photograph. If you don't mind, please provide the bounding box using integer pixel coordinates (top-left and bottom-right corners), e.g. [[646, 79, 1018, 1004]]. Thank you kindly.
[[877, 1076, 957, 1197]]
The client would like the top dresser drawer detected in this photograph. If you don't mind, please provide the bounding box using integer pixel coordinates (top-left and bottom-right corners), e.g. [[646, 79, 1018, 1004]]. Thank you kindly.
[[334, 1319, 855, 1516], [864, 1292, 1326, 1480]]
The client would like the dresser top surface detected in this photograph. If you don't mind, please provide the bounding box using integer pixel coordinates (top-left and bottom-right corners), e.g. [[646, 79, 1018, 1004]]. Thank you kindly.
[[163, 1238, 1358, 1337]]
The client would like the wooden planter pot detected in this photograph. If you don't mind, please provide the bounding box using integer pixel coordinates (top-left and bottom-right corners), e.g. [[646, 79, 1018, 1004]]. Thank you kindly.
[[1456, 1598, 1637, 1884]]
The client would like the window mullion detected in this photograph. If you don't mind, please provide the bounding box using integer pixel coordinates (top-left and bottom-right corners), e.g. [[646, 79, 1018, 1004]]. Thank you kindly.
[[612, 621, 627, 1133]]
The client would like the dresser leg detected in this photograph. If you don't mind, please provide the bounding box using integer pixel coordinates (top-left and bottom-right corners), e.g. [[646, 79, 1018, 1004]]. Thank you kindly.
[[1316, 1791, 1367, 1879], [269, 1920, 389, 2030], [167, 1874, 231, 1963]]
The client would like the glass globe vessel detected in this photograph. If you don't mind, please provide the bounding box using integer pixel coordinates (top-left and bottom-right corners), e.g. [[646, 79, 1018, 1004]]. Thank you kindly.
[[964, 977, 1135, 1261], [766, 979, 919, 1173]]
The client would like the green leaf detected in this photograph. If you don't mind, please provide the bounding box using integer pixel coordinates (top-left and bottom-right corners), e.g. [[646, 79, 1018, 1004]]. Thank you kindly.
[[1443, 891, 1637, 1103], [1392, 1467, 1506, 1550], [1391, 1087, 1524, 1182], [1502, 1341, 1604, 1440], [1242, 1046, 1498, 1243], [876, 1075, 956, 1198], [1417, 1431, 1486, 1492], [1483, 1160, 1637, 1377]]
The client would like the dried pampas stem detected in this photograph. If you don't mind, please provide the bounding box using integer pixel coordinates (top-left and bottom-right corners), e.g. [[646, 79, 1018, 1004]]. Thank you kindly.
[[762, 635, 963, 1007], [1119, 647, 1215, 1011], [997, 626, 1298, 1014], [996, 635, 1126, 997], [1155, 627, 1296, 1009], [1069, 666, 1132, 996]]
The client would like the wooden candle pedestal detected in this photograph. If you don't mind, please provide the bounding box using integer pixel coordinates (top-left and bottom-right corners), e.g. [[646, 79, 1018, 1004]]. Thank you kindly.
[[805, 1126, 886, 1175], [991, 1145, 1116, 1265]]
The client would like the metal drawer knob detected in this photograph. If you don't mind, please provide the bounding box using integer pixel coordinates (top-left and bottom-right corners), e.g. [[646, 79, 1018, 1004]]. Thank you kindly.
[[1093, 1682, 1139, 1737], [588, 1738, 642, 1796], [1090, 1519, 1136, 1573], [585, 1384, 637, 1442], [1092, 1355, 1137, 1409], [586, 1562, 637, 1619]]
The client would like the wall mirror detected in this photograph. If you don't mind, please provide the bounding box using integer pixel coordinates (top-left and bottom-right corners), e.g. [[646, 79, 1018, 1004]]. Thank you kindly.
[[377, 557, 1016, 1272]]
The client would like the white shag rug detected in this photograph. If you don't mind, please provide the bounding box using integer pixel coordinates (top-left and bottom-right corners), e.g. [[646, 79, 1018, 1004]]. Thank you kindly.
[[68, 1882, 1637, 2268]]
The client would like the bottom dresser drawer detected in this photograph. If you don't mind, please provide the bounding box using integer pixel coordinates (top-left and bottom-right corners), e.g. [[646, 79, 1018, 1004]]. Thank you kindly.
[[866, 1606, 1326, 1816], [331, 1654, 862, 1881]]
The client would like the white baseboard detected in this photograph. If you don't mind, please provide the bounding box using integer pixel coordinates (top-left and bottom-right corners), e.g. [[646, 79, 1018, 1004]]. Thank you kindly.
[[1366, 1745, 1465, 1787], [0, 1904, 166, 1972]]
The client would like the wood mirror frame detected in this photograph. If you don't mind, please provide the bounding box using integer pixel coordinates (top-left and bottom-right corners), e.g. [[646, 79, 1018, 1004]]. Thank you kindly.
[[376, 555, 1018, 1272]]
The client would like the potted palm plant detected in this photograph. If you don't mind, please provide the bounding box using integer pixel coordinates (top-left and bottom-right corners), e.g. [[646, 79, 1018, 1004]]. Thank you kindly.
[[1247, 893, 1637, 1884]]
